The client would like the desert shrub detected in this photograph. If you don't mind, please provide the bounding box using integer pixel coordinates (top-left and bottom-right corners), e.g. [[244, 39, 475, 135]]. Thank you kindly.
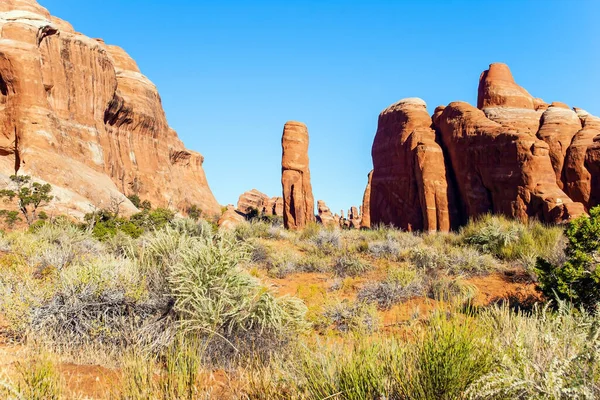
[[310, 228, 342, 253], [368, 235, 402, 260], [536, 207, 600, 310], [169, 217, 215, 240], [410, 245, 450, 270], [358, 266, 425, 309], [461, 214, 564, 266], [323, 300, 379, 333], [297, 253, 329, 273], [393, 311, 493, 400], [267, 252, 299, 278], [1, 351, 64, 400], [299, 338, 390, 400], [299, 222, 322, 241], [428, 276, 478, 303], [467, 302, 600, 399], [29, 255, 164, 348], [249, 240, 271, 264], [445, 246, 498, 276], [333, 255, 372, 277], [234, 220, 271, 241], [168, 235, 308, 355]]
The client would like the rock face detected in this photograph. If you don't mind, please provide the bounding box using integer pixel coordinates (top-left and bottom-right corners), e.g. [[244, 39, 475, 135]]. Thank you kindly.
[[360, 170, 373, 229], [0, 0, 220, 218], [281, 121, 315, 230], [370, 98, 453, 232], [218, 205, 244, 230], [369, 63, 595, 230]]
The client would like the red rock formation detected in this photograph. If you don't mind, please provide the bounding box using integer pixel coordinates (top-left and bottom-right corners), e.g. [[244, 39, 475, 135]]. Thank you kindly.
[[218, 205, 244, 230], [267, 197, 284, 217], [0, 0, 220, 218], [348, 206, 361, 229], [537, 103, 582, 189], [237, 189, 270, 214], [369, 63, 592, 230], [317, 200, 337, 227], [360, 170, 372, 229], [370, 98, 452, 232], [435, 101, 584, 223], [564, 110, 600, 210], [281, 121, 315, 230]]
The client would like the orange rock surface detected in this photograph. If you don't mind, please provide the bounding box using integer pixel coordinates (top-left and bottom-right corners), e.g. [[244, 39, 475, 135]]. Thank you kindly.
[[0, 0, 220, 218], [281, 121, 315, 230]]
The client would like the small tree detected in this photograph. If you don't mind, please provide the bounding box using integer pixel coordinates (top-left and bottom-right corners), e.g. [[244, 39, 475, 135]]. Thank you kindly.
[[0, 175, 53, 226], [535, 206, 600, 310], [186, 204, 202, 221]]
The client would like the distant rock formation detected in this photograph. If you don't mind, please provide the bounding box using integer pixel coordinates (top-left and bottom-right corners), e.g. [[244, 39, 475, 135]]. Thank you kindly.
[[237, 189, 270, 214], [281, 121, 315, 230], [0, 0, 220, 218], [368, 63, 596, 230], [348, 206, 361, 229], [237, 189, 284, 217], [360, 171, 373, 229], [317, 200, 338, 227]]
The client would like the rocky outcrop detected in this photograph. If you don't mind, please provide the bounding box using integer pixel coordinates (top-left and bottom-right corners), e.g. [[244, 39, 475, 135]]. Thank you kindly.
[[237, 189, 270, 214], [563, 110, 600, 209], [348, 206, 361, 229], [236, 190, 284, 217], [0, 0, 220, 218], [369, 63, 595, 230], [317, 200, 337, 227], [360, 171, 372, 229], [281, 121, 315, 230], [218, 205, 244, 230], [370, 99, 452, 232]]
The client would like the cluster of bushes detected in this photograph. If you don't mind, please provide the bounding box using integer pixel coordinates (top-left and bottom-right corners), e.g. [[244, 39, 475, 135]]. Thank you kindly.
[[1, 193, 599, 398]]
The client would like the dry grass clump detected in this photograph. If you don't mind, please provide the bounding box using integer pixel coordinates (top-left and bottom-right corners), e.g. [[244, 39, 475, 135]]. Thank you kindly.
[[333, 254, 372, 277], [358, 265, 426, 309]]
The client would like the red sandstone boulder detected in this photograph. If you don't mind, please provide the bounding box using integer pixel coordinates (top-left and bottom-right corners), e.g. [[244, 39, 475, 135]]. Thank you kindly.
[[370, 98, 452, 232], [218, 205, 245, 231], [0, 0, 220, 218], [281, 121, 315, 230]]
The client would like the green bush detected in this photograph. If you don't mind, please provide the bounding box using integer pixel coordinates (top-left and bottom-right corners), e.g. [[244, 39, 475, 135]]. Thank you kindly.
[[536, 207, 600, 310], [394, 312, 493, 400]]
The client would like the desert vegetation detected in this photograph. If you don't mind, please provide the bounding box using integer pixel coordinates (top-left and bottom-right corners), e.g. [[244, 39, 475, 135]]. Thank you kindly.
[[0, 206, 598, 399]]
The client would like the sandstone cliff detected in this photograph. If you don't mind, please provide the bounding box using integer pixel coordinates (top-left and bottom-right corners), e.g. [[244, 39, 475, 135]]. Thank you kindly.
[[369, 63, 597, 230], [0, 0, 220, 218]]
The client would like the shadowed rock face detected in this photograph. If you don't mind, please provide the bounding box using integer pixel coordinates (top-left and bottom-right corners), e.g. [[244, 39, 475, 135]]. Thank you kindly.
[[369, 63, 595, 230], [281, 121, 315, 230], [0, 0, 220, 218]]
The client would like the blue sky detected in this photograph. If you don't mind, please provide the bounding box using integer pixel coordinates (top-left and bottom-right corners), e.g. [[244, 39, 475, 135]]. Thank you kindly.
[[39, 0, 600, 214]]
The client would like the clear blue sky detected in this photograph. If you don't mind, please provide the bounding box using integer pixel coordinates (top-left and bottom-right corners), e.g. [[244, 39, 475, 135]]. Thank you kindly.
[[39, 0, 600, 214]]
